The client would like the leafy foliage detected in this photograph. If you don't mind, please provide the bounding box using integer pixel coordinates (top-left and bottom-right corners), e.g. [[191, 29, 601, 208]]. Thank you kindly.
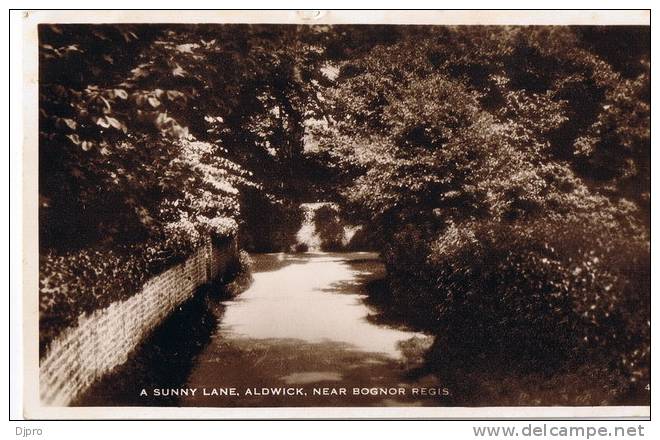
[[314, 26, 650, 402]]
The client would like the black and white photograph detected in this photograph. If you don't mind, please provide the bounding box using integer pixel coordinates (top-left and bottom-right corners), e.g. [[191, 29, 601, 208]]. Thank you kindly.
[[17, 9, 651, 420]]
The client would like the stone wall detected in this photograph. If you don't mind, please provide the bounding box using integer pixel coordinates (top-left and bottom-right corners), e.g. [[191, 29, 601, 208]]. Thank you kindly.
[[39, 237, 237, 406]]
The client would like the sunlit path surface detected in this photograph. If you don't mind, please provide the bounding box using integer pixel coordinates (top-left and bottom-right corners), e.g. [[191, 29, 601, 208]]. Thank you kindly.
[[76, 253, 444, 407], [181, 252, 440, 407], [219, 253, 421, 355]]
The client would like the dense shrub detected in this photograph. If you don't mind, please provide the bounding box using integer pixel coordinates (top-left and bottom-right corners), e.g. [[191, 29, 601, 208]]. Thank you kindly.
[[378, 217, 649, 403], [291, 202, 376, 252], [427, 218, 647, 371], [312, 204, 345, 250], [216, 250, 253, 298], [314, 26, 650, 403]]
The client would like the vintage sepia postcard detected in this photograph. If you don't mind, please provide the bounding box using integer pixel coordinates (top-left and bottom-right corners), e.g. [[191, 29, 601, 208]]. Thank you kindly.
[[21, 10, 650, 419]]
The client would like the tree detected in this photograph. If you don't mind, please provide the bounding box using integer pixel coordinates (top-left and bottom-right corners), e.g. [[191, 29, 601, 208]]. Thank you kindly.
[[312, 25, 649, 403]]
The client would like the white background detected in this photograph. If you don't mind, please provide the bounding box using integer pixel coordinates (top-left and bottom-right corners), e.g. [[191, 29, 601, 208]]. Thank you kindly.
[[5, 2, 657, 439]]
